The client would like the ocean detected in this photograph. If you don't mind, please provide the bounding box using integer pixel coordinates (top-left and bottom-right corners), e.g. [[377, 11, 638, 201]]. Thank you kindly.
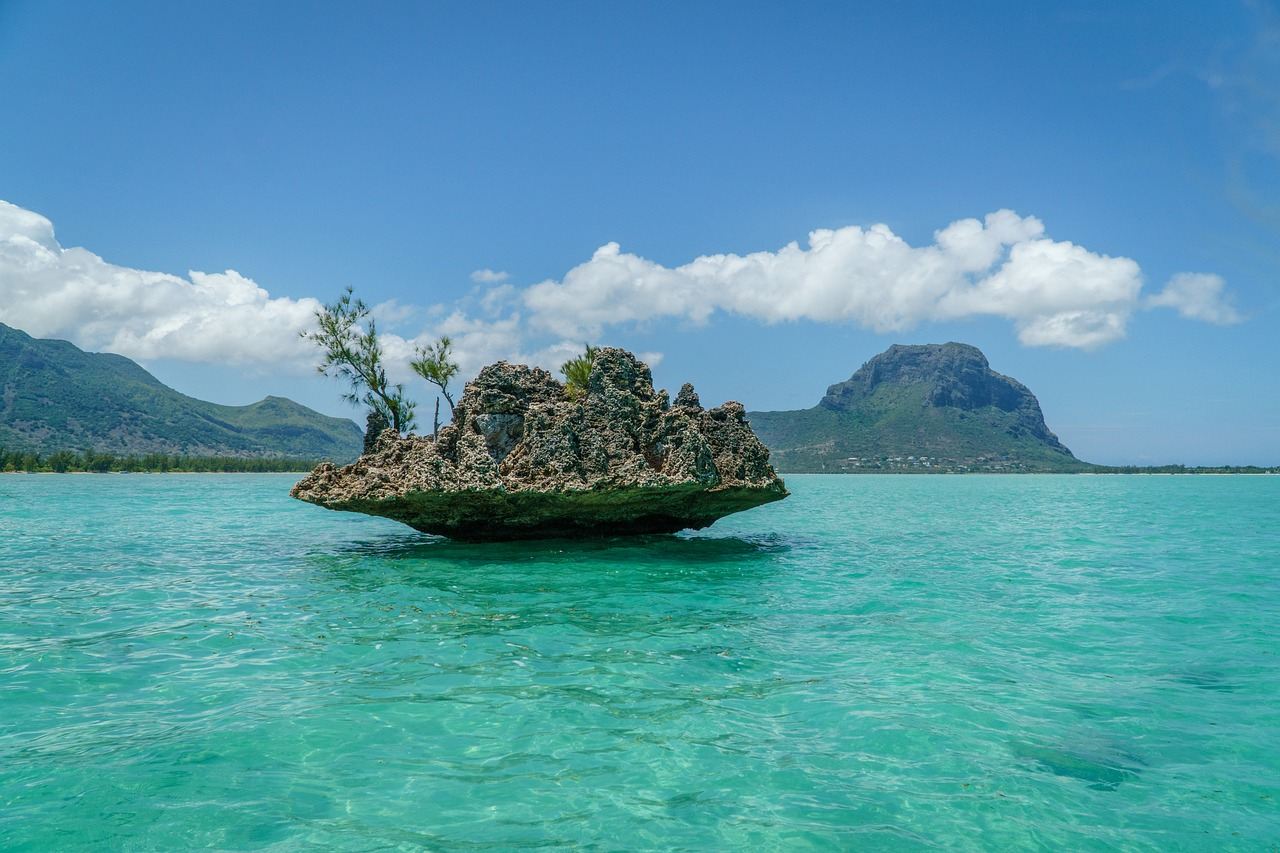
[[1, 473, 1277, 850]]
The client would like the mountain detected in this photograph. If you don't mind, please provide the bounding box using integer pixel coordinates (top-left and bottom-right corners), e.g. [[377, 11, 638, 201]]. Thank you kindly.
[[748, 343, 1089, 473], [0, 323, 362, 460]]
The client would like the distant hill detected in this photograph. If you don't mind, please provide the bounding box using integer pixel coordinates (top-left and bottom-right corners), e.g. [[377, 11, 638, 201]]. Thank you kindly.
[[0, 323, 362, 460], [749, 342, 1090, 473]]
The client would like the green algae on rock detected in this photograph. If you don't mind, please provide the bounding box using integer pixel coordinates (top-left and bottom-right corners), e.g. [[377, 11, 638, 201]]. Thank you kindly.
[[291, 348, 788, 540]]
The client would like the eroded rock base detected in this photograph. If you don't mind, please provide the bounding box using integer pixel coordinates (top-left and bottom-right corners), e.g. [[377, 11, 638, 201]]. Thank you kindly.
[[321, 483, 784, 541]]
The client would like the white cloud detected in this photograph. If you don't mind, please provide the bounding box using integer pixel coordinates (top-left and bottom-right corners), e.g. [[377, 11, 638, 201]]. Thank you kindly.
[[0, 200, 320, 367], [0, 199, 1240, 388], [520, 340, 591, 376], [405, 311, 525, 379], [0, 201, 559, 383], [479, 283, 517, 314], [1147, 273, 1242, 325], [939, 237, 1143, 348], [523, 210, 1169, 349], [369, 298, 418, 326], [378, 314, 589, 390], [470, 268, 509, 283]]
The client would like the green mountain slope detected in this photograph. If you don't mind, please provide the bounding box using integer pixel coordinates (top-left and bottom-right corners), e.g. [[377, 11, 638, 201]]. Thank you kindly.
[[0, 323, 362, 460], [749, 342, 1090, 473]]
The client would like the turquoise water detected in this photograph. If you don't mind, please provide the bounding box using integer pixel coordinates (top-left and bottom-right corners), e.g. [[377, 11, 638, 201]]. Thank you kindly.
[[1, 474, 1278, 850]]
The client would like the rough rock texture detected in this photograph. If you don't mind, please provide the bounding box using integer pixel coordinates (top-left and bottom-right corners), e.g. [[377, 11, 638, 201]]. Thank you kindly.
[[363, 410, 389, 454], [291, 348, 788, 540]]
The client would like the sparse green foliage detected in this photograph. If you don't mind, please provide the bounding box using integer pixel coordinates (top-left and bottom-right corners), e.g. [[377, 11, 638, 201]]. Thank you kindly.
[[304, 287, 416, 433], [560, 345, 599, 400], [410, 336, 460, 437]]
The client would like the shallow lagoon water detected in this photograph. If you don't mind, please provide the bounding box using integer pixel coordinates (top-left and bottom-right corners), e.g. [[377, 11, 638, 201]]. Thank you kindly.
[[1, 473, 1278, 850]]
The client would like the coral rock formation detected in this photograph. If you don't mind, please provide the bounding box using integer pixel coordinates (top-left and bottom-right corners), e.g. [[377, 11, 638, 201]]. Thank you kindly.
[[292, 348, 788, 540]]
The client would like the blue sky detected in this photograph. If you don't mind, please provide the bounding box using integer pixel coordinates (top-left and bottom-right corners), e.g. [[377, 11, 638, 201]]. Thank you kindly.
[[1, 0, 1276, 465]]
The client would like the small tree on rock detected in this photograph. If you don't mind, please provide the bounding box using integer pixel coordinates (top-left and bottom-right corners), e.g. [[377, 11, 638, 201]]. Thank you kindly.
[[411, 335, 459, 437], [560, 344, 599, 400], [304, 286, 416, 434]]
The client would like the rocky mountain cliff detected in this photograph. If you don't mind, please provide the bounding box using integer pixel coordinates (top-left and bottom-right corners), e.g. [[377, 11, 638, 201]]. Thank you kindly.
[[0, 322, 362, 459], [749, 342, 1087, 472]]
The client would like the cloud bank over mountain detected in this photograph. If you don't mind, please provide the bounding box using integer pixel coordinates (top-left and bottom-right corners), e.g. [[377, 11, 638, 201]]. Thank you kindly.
[[0, 201, 322, 366], [523, 210, 1166, 349], [0, 200, 1241, 381]]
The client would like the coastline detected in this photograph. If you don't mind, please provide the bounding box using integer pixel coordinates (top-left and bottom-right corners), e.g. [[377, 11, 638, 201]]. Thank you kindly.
[[768, 468, 1280, 476], [0, 469, 313, 475]]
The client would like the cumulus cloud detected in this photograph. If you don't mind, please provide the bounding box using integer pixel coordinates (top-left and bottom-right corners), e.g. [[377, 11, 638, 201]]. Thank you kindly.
[[470, 268, 509, 283], [1147, 273, 1242, 325], [368, 298, 419, 326], [478, 283, 517, 314], [0, 201, 557, 382], [382, 315, 600, 387], [523, 210, 1163, 349], [938, 236, 1142, 348], [0, 199, 1241, 387], [0, 200, 320, 367]]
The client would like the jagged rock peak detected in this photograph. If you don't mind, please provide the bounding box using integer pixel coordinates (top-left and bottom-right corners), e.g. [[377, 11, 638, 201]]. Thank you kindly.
[[673, 383, 702, 410], [826, 343, 1004, 409], [363, 410, 389, 454], [292, 347, 787, 540]]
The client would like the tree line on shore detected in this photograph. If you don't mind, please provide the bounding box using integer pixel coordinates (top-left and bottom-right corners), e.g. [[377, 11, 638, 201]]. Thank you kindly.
[[1089, 464, 1279, 474], [0, 449, 319, 473], [6, 448, 1270, 475]]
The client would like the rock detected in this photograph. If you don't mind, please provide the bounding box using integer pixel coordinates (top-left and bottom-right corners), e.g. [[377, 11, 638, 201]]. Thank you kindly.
[[291, 348, 788, 540], [673, 382, 701, 410], [749, 341, 1084, 473], [818, 342, 1067, 449], [363, 410, 389, 454]]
